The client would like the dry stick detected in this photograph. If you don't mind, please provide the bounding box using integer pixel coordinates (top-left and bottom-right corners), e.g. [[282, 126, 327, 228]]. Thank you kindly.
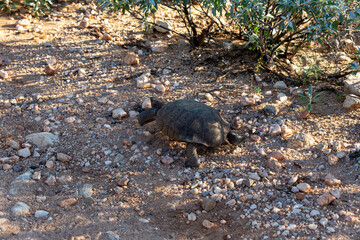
[[270, 24, 310, 57], [128, 9, 188, 39], [183, 3, 199, 45], [198, 4, 221, 30], [162, 2, 192, 37], [197, 4, 242, 40]]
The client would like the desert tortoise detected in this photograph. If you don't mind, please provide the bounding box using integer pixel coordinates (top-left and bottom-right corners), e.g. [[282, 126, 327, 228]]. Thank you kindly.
[[138, 99, 242, 167]]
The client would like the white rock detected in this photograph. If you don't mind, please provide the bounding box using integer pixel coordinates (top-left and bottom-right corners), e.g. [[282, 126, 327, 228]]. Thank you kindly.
[[18, 148, 31, 158], [339, 55, 352, 61], [16, 19, 31, 27], [11, 202, 30, 216], [319, 218, 328, 227], [32, 25, 42, 32], [65, 117, 76, 123], [16, 25, 25, 32], [78, 68, 86, 76], [57, 153, 72, 162], [292, 208, 301, 214], [80, 184, 93, 198], [136, 74, 151, 89], [249, 173, 260, 181], [9, 140, 19, 150], [225, 199, 236, 206], [310, 210, 320, 216], [213, 186, 222, 194], [277, 93, 287, 102], [154, 20, 170, 33], [336, 151, 346, 158], [331, 189, 341, 199], [288, 175, 298, 185], [98, 97, 108, 104], [25, 132, 59, 148], [112, 108, 127, 119], [139, 218, 149, 223], [34, 210, 49, 218], [31, 171, 41, 180], [187, 212, 197, 221], [269, 124, 282, 135], [308, 223, 318, 230], [202, 220, 215, 229], [343, 95, 360, 110], [296, 183, 311, 192], [156, 84, 166, 92], [0, 70, 9, 79], [273, 81, 287, 89], [101, 231, 120, 240], [344, 72, 360, 96], [250, 204, 257, 210], [142, 98, 152, 110]]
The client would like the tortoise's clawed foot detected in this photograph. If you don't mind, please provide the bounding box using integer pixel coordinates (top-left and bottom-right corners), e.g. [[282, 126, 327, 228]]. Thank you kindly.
[[227, 132, 243, 146], [185, 160, 200, 168], [186, 144, 200, 168]]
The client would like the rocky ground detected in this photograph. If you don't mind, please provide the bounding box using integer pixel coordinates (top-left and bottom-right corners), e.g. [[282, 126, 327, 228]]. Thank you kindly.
[[1, 2, 360, 240]]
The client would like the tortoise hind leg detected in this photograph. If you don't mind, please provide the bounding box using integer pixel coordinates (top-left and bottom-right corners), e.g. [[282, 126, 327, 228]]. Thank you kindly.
[[137, 108, 159, 126], [227, 132, 243, 145], [185, 143, 200, 168]]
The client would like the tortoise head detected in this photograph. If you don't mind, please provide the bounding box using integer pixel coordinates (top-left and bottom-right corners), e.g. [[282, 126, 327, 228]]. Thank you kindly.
[[150, 97, 165, 109]]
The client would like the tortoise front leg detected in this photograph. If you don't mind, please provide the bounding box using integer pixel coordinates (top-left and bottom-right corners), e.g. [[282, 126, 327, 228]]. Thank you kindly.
[[137, 108, 159, 126], [185, 143, 200, 168], [227, 132, 243, 145]]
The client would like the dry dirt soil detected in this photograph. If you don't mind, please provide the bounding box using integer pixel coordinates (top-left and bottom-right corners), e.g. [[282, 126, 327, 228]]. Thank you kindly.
[[0, 2, 360, 240]]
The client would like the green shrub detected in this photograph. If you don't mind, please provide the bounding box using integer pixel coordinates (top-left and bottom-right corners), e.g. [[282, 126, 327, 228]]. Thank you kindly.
[[97, 0, 358, 55], [228, 0, 351, 59], [96, 0, 218, 46], [348, 7, 360, 73], [0, 0, 52, 16]]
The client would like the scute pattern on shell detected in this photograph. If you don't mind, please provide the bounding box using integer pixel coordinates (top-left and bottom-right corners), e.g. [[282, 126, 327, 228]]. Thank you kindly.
[[156, 99, 230, 147]]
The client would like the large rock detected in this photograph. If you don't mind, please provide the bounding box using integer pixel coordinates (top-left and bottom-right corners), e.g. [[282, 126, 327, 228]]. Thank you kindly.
[[112, 108, 127, 119], [287, 133, 315, 149], [9, 170, 36, 196], [18, 148, 31, 158], [154, 20, 170, 33], [317, 193, 336, 206], [11, 202, 30, 216], [324, 174, 341, 186], [25, 132, 59, 148], [0, 218, 19, 234], [343, 95, 360, 110], [150, 41, 168, 53], [344, 72, 360, 96], [124, 52, 140, 65], [273, 81, 287, 89], [200, 198, 216, 211]]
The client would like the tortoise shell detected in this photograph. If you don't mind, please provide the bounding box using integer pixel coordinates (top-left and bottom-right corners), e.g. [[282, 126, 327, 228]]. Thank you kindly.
[[156, 99, 230, 147]]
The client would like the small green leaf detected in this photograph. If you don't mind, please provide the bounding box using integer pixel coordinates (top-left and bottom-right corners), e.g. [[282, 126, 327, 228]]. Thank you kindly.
[[297, 96, 307, 102], [296, 93, 306, 97], [314, 92, 323, 99], [308, 85, 313, 95], [307, 104, 312, 111]]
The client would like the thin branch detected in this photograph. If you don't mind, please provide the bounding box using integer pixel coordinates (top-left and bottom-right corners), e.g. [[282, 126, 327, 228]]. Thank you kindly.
[[127, 9, 188, 39]]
